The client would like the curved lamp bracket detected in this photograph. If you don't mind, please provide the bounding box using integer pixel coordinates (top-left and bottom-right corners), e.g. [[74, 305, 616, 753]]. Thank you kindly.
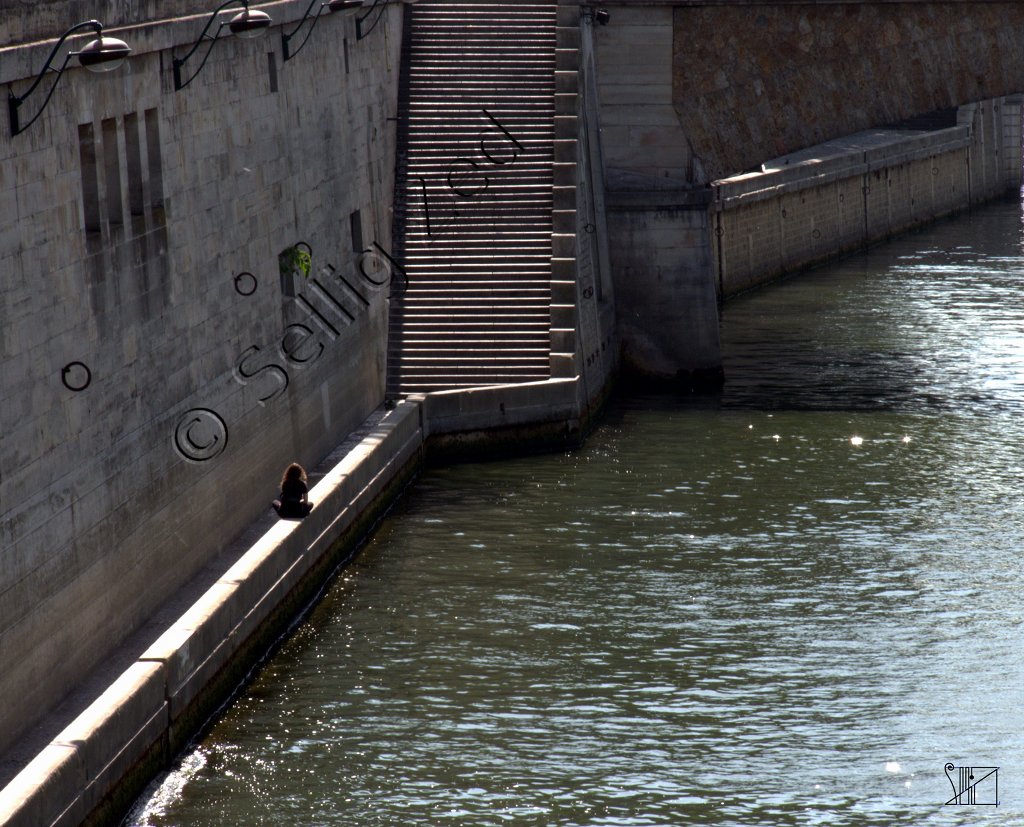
[[173, 0, 272, 91], [356, 0, 391, 40], [283, 0, 361, 62], [8, 20, 131, 137]]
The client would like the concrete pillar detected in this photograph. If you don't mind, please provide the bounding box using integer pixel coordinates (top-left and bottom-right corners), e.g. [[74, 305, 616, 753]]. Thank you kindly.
[[606, 190, 722, 387]]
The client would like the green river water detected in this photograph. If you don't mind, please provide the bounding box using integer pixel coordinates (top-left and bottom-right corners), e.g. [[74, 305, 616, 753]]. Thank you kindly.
[[130, 197, 1024, 826]]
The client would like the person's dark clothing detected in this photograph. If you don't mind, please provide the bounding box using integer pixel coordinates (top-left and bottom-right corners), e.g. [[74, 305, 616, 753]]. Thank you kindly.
[[275, 478, 312, 518]]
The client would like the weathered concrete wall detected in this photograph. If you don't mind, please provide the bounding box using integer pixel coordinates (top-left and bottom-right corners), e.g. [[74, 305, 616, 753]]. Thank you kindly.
[[590, 0, 1024, 382], [590, 3, 720, 383], [673, 1, 1024, 181], [593, 5, 695, 190], [0, 2, 402, 759], [606, 190, 720, 383], [713, 96, 1023, 297]]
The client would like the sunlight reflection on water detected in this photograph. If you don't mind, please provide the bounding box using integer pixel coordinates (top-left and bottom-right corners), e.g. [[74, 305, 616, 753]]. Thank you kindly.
[[130, 201, 1024, 826]]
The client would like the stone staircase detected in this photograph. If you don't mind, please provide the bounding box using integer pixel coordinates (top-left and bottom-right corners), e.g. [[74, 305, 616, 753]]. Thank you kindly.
[[387, 0, 558, 396]]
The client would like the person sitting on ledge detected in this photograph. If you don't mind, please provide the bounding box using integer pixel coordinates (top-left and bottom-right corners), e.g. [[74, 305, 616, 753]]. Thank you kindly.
[[273, 462, 313, 519]]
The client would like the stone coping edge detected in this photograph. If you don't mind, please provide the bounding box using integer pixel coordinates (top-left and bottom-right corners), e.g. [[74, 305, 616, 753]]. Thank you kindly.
[[712, 127, 972, 208], [0, 375, 589, 827]]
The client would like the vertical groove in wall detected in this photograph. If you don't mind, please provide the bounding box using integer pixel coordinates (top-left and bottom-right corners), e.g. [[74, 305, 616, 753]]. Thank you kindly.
[[349, 210, 363, 256], [268, 52, 279, 94], [78, 122, 101, 235], [101, 118, 124, 231], [144, 108, 164, 216], [124, 113, 145, 221]]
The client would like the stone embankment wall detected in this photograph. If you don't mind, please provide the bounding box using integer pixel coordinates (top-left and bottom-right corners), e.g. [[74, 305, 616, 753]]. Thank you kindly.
[[714, 97, 1023, 297], [594, 4, 720, 383], [592, 0, 1024, 382], [0, 1, 402, 761]]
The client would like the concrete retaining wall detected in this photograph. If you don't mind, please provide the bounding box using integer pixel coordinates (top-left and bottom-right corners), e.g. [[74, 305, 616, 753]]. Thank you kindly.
[[601, 93, 1021, 382], [590, 0, 1024, 382], [606, 189, 721, 384], [713, 95, 1023, 298]]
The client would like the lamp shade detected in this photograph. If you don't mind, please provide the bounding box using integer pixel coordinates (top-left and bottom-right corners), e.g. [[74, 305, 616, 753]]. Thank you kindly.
[[77, 35, 132, 72], [229, 8, 272, 37]]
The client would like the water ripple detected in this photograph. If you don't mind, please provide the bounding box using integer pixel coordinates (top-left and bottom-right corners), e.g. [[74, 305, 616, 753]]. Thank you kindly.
[[128, 200, 1024, 827]]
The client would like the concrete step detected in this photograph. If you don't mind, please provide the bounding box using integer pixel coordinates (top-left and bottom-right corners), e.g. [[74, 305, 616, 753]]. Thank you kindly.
[[388, 379, 550, 394], [392, 326, 550, 337], [399, 235, 551, 245], [390, 333, 549, 344], [406, 45, 553, 52], [387, 362, 551, 374], [389, 0, 559, 394], [395, 280, 551, 289], [388, 350, 549, 359], [390, 315, 550, 326], [392, 301, 549, 310], [388, 370, 551, 383], [399, 270, 552, 280]]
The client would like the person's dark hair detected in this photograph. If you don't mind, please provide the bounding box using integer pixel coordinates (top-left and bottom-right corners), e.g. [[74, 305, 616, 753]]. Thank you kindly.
[[281, 462, 307, 488]]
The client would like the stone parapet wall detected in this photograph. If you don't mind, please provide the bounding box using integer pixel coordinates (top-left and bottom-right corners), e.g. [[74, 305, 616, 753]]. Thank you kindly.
[[713, 96, 1022, 297]]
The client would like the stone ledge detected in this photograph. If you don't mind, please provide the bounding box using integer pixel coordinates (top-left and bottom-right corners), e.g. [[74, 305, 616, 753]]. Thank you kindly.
[[420, 378, 581, 437], [712, 126, 972, 208], [0, 400, 424, 827], [0, 662, 167, 827]]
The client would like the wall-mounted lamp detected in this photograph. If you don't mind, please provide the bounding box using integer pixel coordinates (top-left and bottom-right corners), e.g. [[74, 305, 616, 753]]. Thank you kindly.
[[583, 8, 610, 25], [8, 20, 130, 137], [173, 0, 273, 90], [282, 0, 361, 62]]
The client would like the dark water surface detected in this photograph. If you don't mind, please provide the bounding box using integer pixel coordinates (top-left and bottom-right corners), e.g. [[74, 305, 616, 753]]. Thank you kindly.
[[131, 199, 1024, 825]]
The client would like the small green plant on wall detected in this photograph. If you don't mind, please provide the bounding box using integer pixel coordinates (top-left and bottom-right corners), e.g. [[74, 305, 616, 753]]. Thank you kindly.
[[278, 242, 312, 297]]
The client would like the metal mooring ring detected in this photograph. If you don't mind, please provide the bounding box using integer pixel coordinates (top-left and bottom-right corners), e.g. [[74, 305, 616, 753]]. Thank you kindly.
[[61, 361, 91, 392]]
